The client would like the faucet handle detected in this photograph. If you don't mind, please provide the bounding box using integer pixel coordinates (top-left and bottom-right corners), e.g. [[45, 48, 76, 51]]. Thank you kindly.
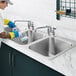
[[28, 21, 31, 29], [52, 27, 56, 36], [53, 27, 56, 30], [31, 22, 34, 30]]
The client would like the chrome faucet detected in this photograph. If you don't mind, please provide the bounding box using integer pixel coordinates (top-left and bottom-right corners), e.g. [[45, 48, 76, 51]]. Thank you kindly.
[[35, 25, 52, 35], [14, 20, 34, 30], [35, 25, 56, 36]]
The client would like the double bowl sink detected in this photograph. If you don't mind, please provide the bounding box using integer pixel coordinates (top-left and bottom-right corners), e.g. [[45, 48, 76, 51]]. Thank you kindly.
[[5, 27, 76, 59]]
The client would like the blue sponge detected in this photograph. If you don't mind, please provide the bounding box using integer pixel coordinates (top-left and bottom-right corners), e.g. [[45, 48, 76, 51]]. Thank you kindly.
[[12, 30, 19, 37], [8, 21, 16, 28]]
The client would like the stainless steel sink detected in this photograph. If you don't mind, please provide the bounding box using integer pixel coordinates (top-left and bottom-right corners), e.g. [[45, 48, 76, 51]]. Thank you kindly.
[[29, 37, 76, 58], [4, 27, 43, 45]]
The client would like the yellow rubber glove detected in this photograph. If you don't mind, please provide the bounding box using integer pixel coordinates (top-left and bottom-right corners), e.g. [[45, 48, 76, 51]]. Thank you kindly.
[[9, 32, 15, 39], [4, 19, 10, 25]]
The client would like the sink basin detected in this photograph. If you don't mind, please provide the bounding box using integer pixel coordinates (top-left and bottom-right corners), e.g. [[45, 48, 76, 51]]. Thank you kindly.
[[4, 27, 43, 45], [29, 36, 76, 58]]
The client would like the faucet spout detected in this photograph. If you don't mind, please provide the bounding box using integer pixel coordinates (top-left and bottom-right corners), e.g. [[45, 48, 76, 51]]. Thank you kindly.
[[35, 25, 51, 35], [14, 20, 34, 30]]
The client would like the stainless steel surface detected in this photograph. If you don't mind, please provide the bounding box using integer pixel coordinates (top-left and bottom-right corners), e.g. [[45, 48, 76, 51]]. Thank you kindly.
[[29, 37, 75, 57]]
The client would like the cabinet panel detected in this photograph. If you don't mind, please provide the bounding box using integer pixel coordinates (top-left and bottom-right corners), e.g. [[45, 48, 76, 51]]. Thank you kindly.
[[0, 43, 12, 76], [13, 50, 64, 76]]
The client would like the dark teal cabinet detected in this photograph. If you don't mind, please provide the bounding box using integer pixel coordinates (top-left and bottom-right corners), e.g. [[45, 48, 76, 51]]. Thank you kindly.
[[0, 43, 64, 76], [0, 43, 12, 76]]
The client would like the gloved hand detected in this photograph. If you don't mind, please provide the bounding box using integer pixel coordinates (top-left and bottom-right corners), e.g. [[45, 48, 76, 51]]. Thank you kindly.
[[4, 19, 16, 28], [3, 19, 20, 39], [9, 30, 19, 39]]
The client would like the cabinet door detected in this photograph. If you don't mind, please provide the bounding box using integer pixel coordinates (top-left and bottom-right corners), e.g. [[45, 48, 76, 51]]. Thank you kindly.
[[0, 43, 12, 76], [13, 50, 64, 76]]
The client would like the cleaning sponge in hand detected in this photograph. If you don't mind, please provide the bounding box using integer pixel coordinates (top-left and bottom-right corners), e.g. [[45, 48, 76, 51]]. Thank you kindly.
[[12, 30, 19, 38], [8, 21, 16, 28]]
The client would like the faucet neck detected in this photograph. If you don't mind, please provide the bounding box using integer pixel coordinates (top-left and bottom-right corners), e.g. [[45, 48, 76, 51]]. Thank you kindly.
[[50, 27, 56, 36], [14, 20, 34, 30]]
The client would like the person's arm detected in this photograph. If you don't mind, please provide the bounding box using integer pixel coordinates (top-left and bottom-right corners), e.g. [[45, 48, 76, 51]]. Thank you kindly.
[[0, 30, 19, 39], [0, 32, 11, 39]]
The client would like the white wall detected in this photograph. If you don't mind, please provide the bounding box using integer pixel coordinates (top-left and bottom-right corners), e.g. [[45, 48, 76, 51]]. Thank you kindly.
[[3, 0, 51, 26], [50, 0, 76, 41]]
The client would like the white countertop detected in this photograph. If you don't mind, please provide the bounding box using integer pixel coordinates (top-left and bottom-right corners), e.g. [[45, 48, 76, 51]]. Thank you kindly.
[[2, 37, 76, 76]]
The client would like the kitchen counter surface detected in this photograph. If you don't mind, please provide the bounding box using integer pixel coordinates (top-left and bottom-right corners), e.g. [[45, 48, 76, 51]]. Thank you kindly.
[[2, 37, 76, 76]]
